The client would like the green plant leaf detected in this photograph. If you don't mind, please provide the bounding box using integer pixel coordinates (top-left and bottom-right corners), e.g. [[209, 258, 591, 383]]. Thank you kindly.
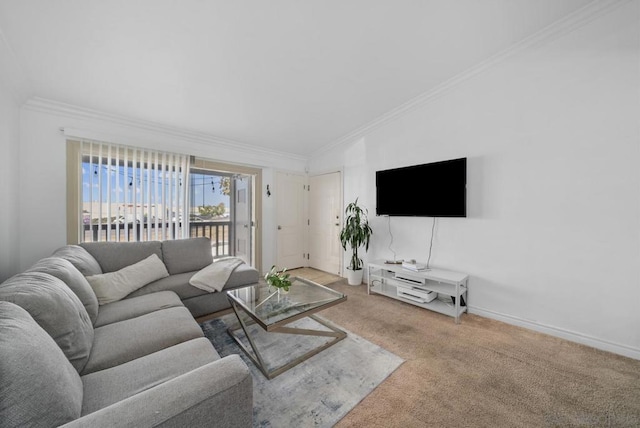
[[265, 265, 293, 289]]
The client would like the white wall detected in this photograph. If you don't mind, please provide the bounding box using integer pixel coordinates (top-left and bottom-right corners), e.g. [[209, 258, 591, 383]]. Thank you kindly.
[[261, 167, 277, 271], [0, 77, 20, 281], [17, 103, 307, 273], [310, 2, 640, 358]]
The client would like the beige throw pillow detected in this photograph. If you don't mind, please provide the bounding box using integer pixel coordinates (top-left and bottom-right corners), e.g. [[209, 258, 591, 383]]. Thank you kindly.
[[86, 254, 169, 305]]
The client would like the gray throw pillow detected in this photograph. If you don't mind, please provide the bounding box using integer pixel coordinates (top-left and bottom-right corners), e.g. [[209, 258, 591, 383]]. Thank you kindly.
[[52, 244, 103, 276], [0, 272, 94, 373], [27, 257, 100, 325], [0, 301, 83, 427], [162, 237, 213, 275]]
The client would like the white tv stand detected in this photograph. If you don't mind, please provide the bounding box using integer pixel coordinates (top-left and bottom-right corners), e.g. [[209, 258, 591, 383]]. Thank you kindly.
[[367, 260, 469, 323]]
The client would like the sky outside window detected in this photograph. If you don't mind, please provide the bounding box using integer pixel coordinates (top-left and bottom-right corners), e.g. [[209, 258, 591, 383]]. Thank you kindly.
[[81, 162, 230, 221]]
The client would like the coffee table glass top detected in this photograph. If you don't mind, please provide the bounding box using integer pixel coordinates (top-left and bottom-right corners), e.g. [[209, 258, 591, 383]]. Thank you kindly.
[[226, 277, 345, 330]]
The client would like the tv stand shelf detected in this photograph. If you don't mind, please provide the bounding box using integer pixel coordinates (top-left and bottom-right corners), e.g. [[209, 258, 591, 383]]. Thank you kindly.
[[367, 260, 469, 323]]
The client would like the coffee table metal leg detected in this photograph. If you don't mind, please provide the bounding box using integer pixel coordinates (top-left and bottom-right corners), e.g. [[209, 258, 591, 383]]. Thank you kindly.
[[227, 299, 271, 378], [227, 302, 347, 379], [265, 315, 346, 379]]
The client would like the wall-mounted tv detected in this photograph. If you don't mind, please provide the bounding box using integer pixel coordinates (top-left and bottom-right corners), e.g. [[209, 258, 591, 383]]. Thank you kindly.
[[376, 157, 466, 217]]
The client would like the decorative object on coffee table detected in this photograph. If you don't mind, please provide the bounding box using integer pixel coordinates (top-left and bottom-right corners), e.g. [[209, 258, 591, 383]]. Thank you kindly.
[[264, 265, 292, 293]]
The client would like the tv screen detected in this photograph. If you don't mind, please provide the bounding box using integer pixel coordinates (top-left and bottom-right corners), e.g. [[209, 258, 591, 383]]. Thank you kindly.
[[376, 157, 466, 217]]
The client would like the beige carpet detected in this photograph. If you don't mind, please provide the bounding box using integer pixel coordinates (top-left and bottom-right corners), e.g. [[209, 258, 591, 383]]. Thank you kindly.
[[289, 268, 640, 428]]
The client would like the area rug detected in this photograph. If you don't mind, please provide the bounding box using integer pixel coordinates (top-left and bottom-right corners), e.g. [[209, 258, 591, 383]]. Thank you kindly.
[[201, 314, 404, 428]]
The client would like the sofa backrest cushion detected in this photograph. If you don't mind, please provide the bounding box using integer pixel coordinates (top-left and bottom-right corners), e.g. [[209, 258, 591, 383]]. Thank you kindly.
[[0, 301, 83, 427], [52, 244, 103, 276], [0, 272, 94, 373], [27, 257, 99, 325], [80, 241, 163, 273], [162, 237, 213, 275]]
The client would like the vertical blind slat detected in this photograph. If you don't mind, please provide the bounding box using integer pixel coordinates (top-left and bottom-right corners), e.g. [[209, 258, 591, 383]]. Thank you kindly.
[[87, 141, 93, 242], [132, 149, 138, 242], [106, 144, 111, 242], [146, 150, 152, 241], [115, 144, 120, 242], [154, 151, 159, 241], [170, 154, 175, 239], [97, 144, 102, 241], [124, 146, 129, 242], [161, 152, 167, 240], [181, 155, 189, 238]]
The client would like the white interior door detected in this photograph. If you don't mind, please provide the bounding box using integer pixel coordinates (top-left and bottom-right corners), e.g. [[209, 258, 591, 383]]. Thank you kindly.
[[275, 171, 307, 269], [309, 172, 342, 275], [233, 174, 252, 265]]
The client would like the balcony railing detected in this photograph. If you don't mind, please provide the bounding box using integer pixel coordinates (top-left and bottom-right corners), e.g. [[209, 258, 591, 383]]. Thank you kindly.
[[83, 220, 232, 258]]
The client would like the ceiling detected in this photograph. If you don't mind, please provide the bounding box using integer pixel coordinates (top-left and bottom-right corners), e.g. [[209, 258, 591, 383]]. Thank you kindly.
[[0, 0, 592, 157]]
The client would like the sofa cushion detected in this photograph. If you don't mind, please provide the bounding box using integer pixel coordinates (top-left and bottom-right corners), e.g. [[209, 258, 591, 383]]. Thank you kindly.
[[81, 337, 219, 415], [82, 306, 204, 375], [27, 257, 99, 324], [86, 254, 170, 305], [0, 272, 94, 373], [0, 302, 83, 427], [52, 244, 103, 276], [94, 291, 184, 327], [80, 241, 163, 273], [162, 237, 212, 275], [224, 262, 260, 288], [127, 271, 207, 300]]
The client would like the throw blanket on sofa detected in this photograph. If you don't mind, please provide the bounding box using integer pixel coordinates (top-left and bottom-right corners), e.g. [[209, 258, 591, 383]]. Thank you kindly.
[[189, 257, 245, 293]]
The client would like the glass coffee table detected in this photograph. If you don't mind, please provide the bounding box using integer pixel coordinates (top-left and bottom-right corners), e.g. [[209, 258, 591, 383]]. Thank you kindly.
[[226, 277, 347, 379]]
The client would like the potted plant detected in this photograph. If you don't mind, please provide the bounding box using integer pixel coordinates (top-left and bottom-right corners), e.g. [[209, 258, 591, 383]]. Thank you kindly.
[[339, 198, 373, 285], [265, 265, 292, 293]]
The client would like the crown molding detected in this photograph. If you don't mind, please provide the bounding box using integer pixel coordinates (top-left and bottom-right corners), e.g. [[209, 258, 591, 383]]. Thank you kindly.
[[23, 97, 308, 163], [0, 26, 32, 105], [311, 0, 630, 158]]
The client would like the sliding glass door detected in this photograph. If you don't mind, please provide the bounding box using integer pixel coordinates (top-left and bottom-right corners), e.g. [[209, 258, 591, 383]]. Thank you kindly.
[[189, 169, 254, 265]]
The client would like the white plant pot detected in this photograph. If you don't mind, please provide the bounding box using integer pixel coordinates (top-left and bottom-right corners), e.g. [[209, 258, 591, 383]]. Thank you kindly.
[[346, 268, 364, 286]]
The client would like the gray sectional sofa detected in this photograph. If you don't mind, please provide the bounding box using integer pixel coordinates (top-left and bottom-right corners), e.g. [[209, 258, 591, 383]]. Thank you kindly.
[[0, 237, 259, 427], [75, 237, 259, 317]]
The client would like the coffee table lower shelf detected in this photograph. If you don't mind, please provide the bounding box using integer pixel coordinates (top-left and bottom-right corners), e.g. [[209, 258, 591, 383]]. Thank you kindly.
[[227, 309, 346, 379]]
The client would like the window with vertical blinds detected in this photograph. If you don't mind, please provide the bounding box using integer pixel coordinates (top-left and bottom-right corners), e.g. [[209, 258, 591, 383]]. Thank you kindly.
[[75, 139, 190, 243]]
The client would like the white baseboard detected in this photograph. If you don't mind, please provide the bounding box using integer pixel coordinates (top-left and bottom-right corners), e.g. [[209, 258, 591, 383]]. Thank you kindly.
[[468, 306, 640, 361]]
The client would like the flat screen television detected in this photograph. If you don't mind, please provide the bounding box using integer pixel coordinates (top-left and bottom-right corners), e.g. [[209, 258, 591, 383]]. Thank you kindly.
[[376, 157, 466, 217]]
